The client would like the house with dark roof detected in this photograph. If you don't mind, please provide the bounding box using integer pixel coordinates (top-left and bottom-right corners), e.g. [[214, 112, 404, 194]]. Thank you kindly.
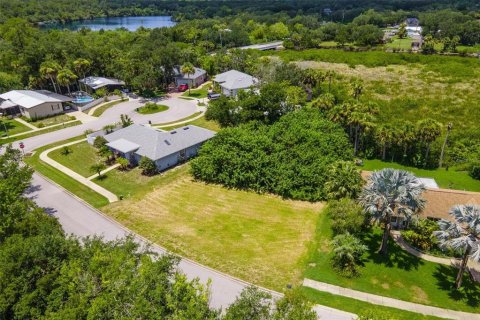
[[79, 76, 125, 93], [213, 70, 258, 97], [87, 124, 215, 171], [0, 90, 72, 119], [173, 66, 207, 88]]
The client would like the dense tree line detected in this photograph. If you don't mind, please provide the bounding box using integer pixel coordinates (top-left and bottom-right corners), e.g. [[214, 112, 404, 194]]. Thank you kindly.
[[0, 145, 317, 319], [192, 108, 353, 201]]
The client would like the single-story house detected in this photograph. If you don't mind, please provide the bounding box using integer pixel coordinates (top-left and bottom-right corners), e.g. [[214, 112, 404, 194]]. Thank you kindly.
[[213, 70, 258, 97], [173, 66, 207, 88], [79, 76, 125, 93], [87, 124, 215, 171], [0, 90, 72, 119]]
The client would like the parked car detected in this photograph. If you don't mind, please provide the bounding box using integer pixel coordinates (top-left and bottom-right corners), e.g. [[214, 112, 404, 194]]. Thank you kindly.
[[208, 92, 221, 100], [178, 84, 189, 92]]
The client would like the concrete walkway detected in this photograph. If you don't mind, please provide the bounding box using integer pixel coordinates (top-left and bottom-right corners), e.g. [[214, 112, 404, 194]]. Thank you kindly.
[[70, 111, 97, 123], [87, 163, 120, 180], [2, 120, 79, 139], [303, 278, 480, 320], [14, 117, 38, 130], [39, 139, 118, 202]]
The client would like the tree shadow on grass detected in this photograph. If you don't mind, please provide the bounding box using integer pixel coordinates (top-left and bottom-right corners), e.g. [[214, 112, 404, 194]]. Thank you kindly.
[[362, 230, 423, 271], [433, 264, 480, 308]]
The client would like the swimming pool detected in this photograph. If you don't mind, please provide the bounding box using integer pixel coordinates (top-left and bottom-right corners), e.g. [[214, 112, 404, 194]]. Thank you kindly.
[[72, 96, 95, 104]]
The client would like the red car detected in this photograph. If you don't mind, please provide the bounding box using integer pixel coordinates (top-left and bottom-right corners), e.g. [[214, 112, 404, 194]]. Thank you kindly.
[[178, 84, 189, 92]]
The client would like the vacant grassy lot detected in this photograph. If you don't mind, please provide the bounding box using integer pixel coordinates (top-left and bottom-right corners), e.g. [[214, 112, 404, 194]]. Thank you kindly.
[[304, 212, 480, 312], [363, 159, 480, 192], [0, 118, 32, 136], [100, 165, 321, 290], [385, 37, 413, 50], [24, 136, 109, 208], [48, 141, 103, 177]]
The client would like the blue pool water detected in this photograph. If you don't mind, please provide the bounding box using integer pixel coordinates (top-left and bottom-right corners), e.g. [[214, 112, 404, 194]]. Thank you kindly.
[[72, 96, 94, 104]]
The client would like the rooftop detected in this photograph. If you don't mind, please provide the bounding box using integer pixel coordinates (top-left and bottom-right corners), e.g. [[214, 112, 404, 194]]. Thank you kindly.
[[213, 70, 258, 90], [0, 90, 72, 109], [104, 124, 215, 161], [173, 66, 207, 79], [238, 41, 283, 51], [79, 76, 125, 90]]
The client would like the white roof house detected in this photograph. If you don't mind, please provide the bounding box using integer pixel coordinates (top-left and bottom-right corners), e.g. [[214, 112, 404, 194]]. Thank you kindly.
[[0, 90, 71, 109], [79, 76, 125, 91], [213, 70, 258, 97]]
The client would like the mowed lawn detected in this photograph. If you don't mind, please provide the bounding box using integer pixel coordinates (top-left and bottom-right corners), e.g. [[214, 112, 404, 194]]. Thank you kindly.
[[304, 213, 480, 312], [48, 141, 103, 177], [0, 118, 32, 136], [99, 165, 322, 290], [363, 159, 480, 192]]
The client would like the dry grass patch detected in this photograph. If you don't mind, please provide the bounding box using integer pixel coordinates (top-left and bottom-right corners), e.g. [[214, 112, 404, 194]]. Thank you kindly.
[[101, 166, 322, 290]]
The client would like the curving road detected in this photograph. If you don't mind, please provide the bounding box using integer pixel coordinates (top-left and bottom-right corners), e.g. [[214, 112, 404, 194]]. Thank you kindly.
[[17, 98, 355, 319]]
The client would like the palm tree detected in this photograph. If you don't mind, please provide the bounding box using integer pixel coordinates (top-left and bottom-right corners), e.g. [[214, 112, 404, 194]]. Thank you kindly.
[[301, 69, 324, 100], [416, 119, 442, 164], [180, 62, 196, 95], [73, 58, 91, 91], [57, 68, 77, 95], [375, 125, 392, 161], [434, 204, 480, 289], [398, 121, 415, 160], [348, 102, 377, 156], [439, 122, 453, 168], [349, 79, 364, 100], [90, 163, 106, 178], [39, 61, 61, 93], [359, 169, 426, 255], [120, 114, 133, 128], [324, 161, 363, 200]]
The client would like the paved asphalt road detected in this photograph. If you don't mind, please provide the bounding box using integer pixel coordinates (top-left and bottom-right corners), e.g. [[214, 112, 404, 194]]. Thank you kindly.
[[17, 98, 356, 319]]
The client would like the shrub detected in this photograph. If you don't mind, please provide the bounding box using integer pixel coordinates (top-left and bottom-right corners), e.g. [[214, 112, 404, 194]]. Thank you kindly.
[[358, 309, 399, 320], [331, 233, 367, 277], [326, 199, 366, 235], [324, 161, 363, 200], [139, 157, 157, 176], [401, 219, 439, 251], [469, 165, 480, 180], [60, 146, 72, 156], [117, 157, 129, 170], [93, 136, 108, 149], [37, 123, 45, 128]]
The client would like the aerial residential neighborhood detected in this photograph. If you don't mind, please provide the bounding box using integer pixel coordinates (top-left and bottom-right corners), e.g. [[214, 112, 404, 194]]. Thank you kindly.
[[1, 1, 480, 320]]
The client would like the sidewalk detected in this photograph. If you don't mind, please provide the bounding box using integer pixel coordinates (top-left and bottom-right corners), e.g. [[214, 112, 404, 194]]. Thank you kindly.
[[154, 109, 206, 129], [39, 139, 118, 202], [2, 120, 79, 139], [303, 278, 480, 320]]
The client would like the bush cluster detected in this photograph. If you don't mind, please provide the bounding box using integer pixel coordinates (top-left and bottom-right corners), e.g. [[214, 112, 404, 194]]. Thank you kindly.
[[192, 108, 353, 201], [401, 218, 439, 251], [326, 198, 367, 236]]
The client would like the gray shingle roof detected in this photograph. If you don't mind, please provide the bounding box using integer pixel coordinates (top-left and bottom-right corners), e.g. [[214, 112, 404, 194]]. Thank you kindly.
[[106, 138, 140, 154], [213, 70, 258, 90], [104, 124, 215, 161], [173, 66, 207, 80]]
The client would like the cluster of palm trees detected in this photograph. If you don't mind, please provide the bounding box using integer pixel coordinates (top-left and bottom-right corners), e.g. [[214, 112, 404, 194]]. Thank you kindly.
[[38, 58, 91, 96], [360, 168, 480, 289], [307, 73, 445, 167]]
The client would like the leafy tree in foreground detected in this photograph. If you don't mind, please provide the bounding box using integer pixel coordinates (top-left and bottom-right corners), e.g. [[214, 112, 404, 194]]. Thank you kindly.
[[434, 204, 480, 289], [327, 199, 367, 236], [359, 169, 426, 255], [324, 160, 363, 200], [90, 162, 106, 178]]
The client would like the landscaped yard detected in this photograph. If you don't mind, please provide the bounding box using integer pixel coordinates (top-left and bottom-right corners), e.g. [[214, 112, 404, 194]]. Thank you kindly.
[[304, 212, 480, 313], [181, 82, 211, 98], [1, 120, 82, 144], [159, 115, 220, 132], [136, 103, 169, 115], [98, 165, 321, 290], [27, 113, 76, 127], [153, 111, 202, 126], [363, 159, 480, 192], [91, 99, 128, 117], [0, 117, 32, 136], [48, 141, 103, 177], [24, 136, 109, 208]]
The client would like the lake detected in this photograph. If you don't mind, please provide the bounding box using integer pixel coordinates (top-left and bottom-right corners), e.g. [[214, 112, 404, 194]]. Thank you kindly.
[[43, 16, 176, 31]]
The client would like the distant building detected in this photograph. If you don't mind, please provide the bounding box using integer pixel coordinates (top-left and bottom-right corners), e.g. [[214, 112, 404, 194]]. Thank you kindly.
[[405, 18, 420, 27], [79, 76, 125, 93], [173, 66, 207, 88], [0, 90, 72, 119], [87, 124, 215, 171], [213, 70, 258, 97]]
